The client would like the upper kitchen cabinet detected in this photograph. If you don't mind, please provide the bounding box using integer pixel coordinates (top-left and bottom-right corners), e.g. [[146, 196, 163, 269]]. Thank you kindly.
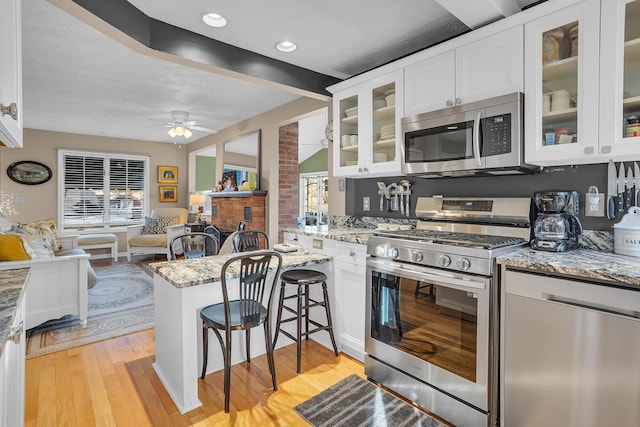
[[404, 26, 523, 117], [599, 0, 640, 160], [332, 70, 403, 178], [0, 0, 22, 148], [524, 0, 600, 166]]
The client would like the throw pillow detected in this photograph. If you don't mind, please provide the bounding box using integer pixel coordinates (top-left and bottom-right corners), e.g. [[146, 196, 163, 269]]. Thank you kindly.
[[142, 216, 162, 234], [157, 215, 180, 233], [21, 234, 55, 258], [0, 234, 36, 261], [14, 218, 62, 252]]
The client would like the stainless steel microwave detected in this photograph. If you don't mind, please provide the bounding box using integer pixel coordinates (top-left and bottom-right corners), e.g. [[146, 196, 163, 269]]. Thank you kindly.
[[401, 92, 536, 177]]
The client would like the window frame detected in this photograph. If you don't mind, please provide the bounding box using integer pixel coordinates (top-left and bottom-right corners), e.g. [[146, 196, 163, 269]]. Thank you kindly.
[[299, 171, 329, 225], [57, 149, 150, 232]]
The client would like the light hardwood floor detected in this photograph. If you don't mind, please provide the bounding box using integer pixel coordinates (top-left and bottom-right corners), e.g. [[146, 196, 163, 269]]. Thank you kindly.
[[25, 329, 368, 426]]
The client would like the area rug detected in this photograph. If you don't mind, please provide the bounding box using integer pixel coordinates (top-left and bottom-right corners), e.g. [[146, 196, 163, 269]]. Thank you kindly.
[[294, 374, 447, 427], [25, 263, 155, 358]]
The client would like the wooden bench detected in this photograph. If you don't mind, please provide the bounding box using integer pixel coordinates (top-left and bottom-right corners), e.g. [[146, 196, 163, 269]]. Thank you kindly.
[[77, 233, 119, 261]]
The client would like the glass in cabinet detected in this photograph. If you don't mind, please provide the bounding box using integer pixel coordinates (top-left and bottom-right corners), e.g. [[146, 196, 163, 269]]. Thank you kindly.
[[524, 0, 600, 166], [599, 0, 640, 159], [337, 93, 359, 171]]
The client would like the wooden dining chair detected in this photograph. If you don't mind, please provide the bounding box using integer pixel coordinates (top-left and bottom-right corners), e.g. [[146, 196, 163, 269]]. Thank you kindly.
[[169, 232, 219, 260], [199, 251, 283, 413], [232, 230, 269, 252]]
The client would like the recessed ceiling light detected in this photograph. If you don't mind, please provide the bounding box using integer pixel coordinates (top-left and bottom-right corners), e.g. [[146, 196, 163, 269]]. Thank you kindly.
[[202, 13, 227, 28], [275, 41, 297, 53]]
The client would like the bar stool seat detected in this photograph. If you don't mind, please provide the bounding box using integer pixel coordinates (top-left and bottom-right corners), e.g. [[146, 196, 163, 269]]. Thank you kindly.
[[273, 268, 339, 373]]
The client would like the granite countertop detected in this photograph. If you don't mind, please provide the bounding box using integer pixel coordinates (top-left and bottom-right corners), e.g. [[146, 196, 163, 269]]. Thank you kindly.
[[497, 248, 640, 289], [0, 268, 30, 355], [150, 250, 332, 288], [283, 226, 377, 245]]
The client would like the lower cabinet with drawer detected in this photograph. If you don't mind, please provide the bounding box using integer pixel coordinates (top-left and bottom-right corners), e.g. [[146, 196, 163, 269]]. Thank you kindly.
[[333, 242, 367, 361]]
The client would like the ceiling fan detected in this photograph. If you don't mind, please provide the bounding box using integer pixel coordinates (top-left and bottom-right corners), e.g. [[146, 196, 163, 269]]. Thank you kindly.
[[164, 110, 217, 139]]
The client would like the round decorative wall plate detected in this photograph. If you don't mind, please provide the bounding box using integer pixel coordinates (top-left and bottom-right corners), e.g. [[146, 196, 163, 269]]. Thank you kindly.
[[324, 120, 334, 142], [7, 161, 52, 185]]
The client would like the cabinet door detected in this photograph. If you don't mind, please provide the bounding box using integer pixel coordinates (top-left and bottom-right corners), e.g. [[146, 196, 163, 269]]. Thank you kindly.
[[334, 243, 367, 361], [0, 296, 25, 427], [599, 0, 640, 160], [366, 70, 403, 177], [333, 86, 362, 177], [0, 0, 22, 148], [455, 26, 524, 105], [524, 0, 600, 166], [404, 50, 456, 116]]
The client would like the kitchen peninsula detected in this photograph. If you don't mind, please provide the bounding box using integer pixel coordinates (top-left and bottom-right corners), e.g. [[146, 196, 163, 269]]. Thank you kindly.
[[149, 250, 332, 414]]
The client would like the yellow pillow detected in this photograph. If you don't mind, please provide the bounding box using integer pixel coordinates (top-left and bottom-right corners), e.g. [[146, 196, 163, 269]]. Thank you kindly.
[[0, 235, 35, 261]]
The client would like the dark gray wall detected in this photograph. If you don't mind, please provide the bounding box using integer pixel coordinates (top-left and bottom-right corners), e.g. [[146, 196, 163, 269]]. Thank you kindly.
[[346, 162, 631, 231]]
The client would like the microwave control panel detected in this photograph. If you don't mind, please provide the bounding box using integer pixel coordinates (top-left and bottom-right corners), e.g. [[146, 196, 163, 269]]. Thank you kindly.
[[482, 114, 512, 156]]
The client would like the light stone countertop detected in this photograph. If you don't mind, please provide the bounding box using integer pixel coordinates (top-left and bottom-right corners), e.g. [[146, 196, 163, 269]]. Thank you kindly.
[[0, 268, 30, 355], [283, 226, 377, 245], [150, 250, 332, 288], [497, 248, 640, 290]]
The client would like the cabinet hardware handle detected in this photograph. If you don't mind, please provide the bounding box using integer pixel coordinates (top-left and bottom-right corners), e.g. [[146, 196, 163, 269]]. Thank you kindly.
[[363, 167, 369, 173], [455, 97, 462, 105], [446, 99, 453, 107], [0, 103, 18, 121], [350, 251, 356, 257], [358, 168, 363, 173], [8, 321, 23, 344]]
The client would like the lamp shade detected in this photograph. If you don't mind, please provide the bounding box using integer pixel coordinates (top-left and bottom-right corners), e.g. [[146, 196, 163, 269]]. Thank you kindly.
[[189, 193, 205, 207]]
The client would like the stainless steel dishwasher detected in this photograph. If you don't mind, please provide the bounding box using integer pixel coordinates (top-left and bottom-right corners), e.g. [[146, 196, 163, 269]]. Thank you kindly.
[[500, 268, 640, 427]]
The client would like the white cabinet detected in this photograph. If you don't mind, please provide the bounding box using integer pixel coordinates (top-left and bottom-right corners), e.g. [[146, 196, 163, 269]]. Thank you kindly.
[[599, 0, 640, 160], [404, 26, 523, 117], [524, 0, 600, 166], [332, 70, 403, 178], [0, 0, 22, 148], [0, 292, 26, 427], [333, 242, 367, 361]]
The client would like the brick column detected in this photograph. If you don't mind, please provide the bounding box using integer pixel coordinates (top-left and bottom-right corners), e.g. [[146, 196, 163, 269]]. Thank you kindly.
[[279, 122, 298, 243]]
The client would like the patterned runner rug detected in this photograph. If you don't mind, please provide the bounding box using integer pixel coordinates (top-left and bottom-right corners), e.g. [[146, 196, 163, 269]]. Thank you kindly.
[[25, 262, 154, 358], [294, 374, 448, 427]]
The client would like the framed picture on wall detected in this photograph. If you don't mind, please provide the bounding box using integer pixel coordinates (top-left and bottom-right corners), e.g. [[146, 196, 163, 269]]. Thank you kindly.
[[159, 185, 177, 202], [158, 166, 178, 183]]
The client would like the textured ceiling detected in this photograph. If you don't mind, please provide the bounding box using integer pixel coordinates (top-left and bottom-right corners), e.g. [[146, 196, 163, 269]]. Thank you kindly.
[[22, 0, 545, 145]]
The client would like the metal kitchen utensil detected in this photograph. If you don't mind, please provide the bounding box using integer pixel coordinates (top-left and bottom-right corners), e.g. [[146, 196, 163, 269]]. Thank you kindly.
[[377, 182, 387, 211], [400, 179, 411, 217], [387, 183, 397, 212], [607, 160, 617, 219], [618, 162, 625, 213], [635, 162, 640, 206], [627, 166, 634, 209]]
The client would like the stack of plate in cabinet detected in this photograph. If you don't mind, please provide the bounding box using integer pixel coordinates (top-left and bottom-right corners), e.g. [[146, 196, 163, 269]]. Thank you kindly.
[[380, 124, 395, 140]]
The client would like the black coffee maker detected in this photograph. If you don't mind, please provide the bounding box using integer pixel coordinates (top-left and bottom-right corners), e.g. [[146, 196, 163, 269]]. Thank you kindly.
[[530, 190, 583, 252]]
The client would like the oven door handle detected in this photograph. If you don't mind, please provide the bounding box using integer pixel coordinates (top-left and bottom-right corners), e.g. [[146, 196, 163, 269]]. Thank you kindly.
[[368, 259, 487, 291]]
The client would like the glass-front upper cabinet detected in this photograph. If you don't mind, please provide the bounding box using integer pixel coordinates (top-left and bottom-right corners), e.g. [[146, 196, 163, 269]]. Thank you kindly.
[[600, 0, 640, 160], [332, 69, 402, 177], [524, 0, 600, 166]]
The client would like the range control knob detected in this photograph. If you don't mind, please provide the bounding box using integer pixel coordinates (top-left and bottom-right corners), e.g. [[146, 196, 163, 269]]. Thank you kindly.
[[412, 251, 424, 263], [388, 247, 399, 258], [375, 246, 386, 256], [437, 254, 451, 267], [457, 257, 471, 271]]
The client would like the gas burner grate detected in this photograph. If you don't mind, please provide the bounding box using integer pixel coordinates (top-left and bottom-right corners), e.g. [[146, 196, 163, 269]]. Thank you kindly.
[[431, 233, 525, 249]]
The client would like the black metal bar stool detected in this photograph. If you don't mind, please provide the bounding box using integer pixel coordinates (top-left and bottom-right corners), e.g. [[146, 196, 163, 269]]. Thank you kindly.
[[273, 268, 339, 373]]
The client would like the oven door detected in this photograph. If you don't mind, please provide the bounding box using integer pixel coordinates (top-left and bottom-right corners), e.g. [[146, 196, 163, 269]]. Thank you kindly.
[[365, 257, 491, 411], [401, 108, 485, 175]]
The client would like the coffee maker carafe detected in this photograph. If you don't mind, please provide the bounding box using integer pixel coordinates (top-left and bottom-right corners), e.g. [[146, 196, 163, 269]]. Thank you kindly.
[[531, 190, 583, 252]]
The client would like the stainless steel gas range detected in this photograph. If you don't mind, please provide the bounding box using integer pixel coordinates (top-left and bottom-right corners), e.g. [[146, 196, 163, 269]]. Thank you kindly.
[[365, 197, 531, 427]]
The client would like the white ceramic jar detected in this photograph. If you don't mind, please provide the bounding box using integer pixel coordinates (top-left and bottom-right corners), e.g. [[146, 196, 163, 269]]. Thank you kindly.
[[613, 207, 640, 257]]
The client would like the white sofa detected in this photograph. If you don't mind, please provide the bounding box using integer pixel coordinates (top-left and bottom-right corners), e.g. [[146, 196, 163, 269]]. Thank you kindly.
[[0, 235, 92, 329], [126, 208, 188, 261]]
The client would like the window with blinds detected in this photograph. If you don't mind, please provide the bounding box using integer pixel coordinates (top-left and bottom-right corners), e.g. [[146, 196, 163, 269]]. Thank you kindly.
[[58, 150, 149, 231]]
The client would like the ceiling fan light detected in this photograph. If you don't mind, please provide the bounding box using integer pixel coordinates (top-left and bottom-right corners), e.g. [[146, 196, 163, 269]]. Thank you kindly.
[[184, 128, 193, 138], [176, 126, 185, 136], [168, 128, 177, 138], [203, 13, 227, 28]]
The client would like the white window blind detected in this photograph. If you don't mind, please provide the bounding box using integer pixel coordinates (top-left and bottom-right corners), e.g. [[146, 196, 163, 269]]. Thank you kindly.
[[59, 150, 149, 231]]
